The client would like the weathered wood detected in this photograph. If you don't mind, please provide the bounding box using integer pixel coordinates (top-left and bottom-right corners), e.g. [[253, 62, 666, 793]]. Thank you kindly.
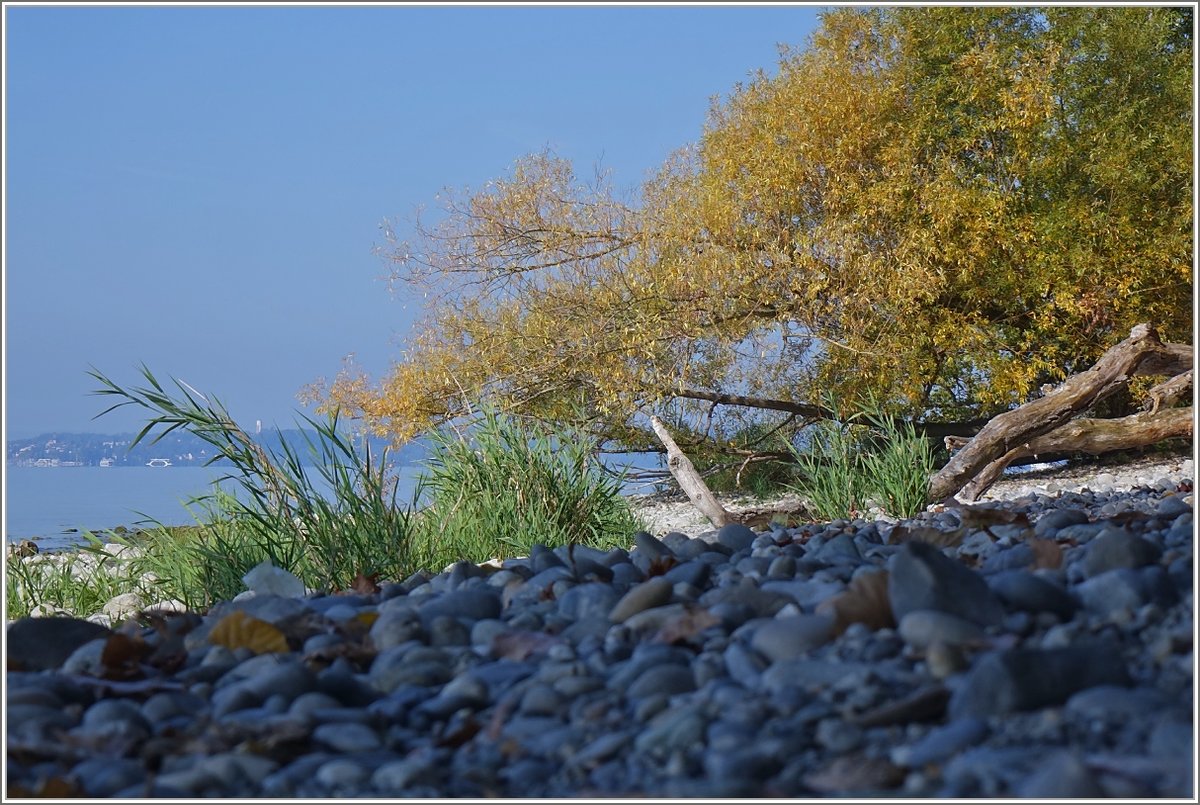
[[1144, 370, 1193, 414], [650, 416, 733, 528], [928, 324, 1185, 502], [957, 406, 1194, 501], [1133, 342, 1193, 379]]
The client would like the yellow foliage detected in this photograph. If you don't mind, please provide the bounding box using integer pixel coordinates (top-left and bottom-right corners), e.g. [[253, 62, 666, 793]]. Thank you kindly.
[[319, 7, 1192, 450]]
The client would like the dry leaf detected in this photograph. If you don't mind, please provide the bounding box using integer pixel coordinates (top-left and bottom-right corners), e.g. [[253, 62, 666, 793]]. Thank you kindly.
[[349, 572, 381, 595], [651, 605, 720, 645], [888, 524, 967, 548], [816, 570, 894, 636], [1028, 538, 1063, 570], [946, 501, 1031, 529], [208, 610, 289, 655], [99, 633, 150, 680]]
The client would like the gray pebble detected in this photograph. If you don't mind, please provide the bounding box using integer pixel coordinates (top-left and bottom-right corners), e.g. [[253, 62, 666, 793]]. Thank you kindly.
[[717, 523, 757, 553], [1083, 526, 1163, 577], [312, 721, 381, 753], [749, 614, 835, 661], [608, 578, 673, 623], [889, 541, 1005, 626], [950, 641, 1131, 718], [898, 610, 985, 648]]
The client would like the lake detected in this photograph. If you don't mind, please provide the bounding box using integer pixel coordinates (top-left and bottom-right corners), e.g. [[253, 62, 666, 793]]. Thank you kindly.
[[3, 465, 431, 551], [4, 456, 665, 551]]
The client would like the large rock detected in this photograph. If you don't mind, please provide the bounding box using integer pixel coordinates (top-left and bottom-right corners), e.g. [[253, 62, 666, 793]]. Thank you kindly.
[[950, 641, 1131, 718], [6, 616, 112, 671], [889, 542, 1004, 627]]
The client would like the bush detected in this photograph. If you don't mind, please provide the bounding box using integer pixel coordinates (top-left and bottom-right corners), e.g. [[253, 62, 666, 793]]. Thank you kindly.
[[416, 407, 644, 566], [784, 403, 936, 521]]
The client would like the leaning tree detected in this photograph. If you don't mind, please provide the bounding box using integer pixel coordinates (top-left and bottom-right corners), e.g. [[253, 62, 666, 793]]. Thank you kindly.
[[310, 7, 1192, 477]]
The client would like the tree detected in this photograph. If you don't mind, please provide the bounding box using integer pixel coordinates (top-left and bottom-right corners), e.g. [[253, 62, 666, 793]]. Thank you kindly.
[[312, 7, 1192, 464]]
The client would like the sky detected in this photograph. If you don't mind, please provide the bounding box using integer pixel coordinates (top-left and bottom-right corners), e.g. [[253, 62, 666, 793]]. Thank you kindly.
[[3, 3, 823, 440]]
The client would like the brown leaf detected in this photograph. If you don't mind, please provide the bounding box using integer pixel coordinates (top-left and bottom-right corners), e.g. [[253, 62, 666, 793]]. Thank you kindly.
[[816, 569, 894, 636], [651, 605, 720, 645], [804, 754, 905, 794], [99, 633, 150, 680], [946, 501, 1031, 529], [349, 572, 381, 595], [208, 610, 289, 655], [1028, 538, 1063, 570], [645, 555, 678, 577]]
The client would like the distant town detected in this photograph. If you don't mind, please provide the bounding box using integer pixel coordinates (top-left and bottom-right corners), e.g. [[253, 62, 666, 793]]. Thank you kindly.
[[6, 430, 427, 468]]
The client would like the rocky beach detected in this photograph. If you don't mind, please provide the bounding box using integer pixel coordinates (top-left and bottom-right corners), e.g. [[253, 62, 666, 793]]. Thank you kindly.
[[5, 451, 1195, 797]]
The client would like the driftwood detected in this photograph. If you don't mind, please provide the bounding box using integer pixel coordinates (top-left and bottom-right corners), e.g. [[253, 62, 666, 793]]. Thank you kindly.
[[650, 416, 735, 528], [930, 323, 1194, 502], [649, 416, 807, 529], [955, 407, 1193, 501], [1144, 370, 1193, 414]]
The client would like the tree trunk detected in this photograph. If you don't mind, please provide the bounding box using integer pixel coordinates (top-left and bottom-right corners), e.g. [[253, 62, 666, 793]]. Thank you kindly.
[[957, 406, 1194, 501], [928, 324, 1189, 502]]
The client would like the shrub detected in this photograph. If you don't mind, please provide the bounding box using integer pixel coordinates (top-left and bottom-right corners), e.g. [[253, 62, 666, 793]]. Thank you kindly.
[[416, 406, 644, 565]]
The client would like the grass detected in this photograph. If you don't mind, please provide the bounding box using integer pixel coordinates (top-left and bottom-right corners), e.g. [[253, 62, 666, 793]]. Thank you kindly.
[[784, 403, 937, 521], [418, 406, 645, 565], [5, 367, 645, 620]]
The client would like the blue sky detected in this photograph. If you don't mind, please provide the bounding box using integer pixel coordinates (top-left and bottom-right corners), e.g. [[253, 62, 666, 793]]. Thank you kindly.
[[4, 4, 823, 439]]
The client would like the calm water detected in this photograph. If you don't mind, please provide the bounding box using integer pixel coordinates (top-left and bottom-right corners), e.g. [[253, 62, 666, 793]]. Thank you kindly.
[[4, 456, 661, 551], [4, 465, 428, 550]]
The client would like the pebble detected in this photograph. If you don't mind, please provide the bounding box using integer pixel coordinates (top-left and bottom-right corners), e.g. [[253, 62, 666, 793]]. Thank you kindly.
[[4, 457, 1193, 797]]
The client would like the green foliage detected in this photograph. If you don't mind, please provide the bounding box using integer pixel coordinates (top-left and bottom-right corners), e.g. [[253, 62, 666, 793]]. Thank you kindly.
[[4, 532, 148, 619], [418, 406, 645, 565], [88, 365, 421, 604], [5, 368, 648, 620], [784, 403, 937, 521]]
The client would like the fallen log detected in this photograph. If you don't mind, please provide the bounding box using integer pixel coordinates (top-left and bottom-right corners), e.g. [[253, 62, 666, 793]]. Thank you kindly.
[[928, 324, 1190, 502], [648, 416, 809, 529], [650, 416, 734, 528], [956, 406, 1194, 501], [1144, 370, 1193, 414]]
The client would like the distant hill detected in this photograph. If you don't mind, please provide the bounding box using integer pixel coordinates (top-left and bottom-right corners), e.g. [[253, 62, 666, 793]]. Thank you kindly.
[[6, 429, 429, 468]]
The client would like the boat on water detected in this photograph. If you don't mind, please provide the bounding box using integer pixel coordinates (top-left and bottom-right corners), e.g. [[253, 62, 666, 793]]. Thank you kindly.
[[145, 458, 173, 468], [99, 458, 114, 467]]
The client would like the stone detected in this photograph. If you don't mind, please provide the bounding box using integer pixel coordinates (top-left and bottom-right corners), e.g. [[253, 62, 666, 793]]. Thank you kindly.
[[889, 541, 1005, 626], [987, 570, 1078, 619], [1016, 751, 1106, 798], [6, 616, 112, 671], [418, 588, 502, 625], [1074, 567, 1176, 616], [891, 718, 989, 768], [1083, 527, 1162, 577], [717, 522, 757, 553], [626, 664, 697, 698], [749, 614, 835, 662], [556, 583, 620, 622], [312, 722, 381, 753], [897, 610, 985, 649], [609, 577, 673, 622], [950, 641, 1131, 718], [1033, 508, 1090, 537]]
